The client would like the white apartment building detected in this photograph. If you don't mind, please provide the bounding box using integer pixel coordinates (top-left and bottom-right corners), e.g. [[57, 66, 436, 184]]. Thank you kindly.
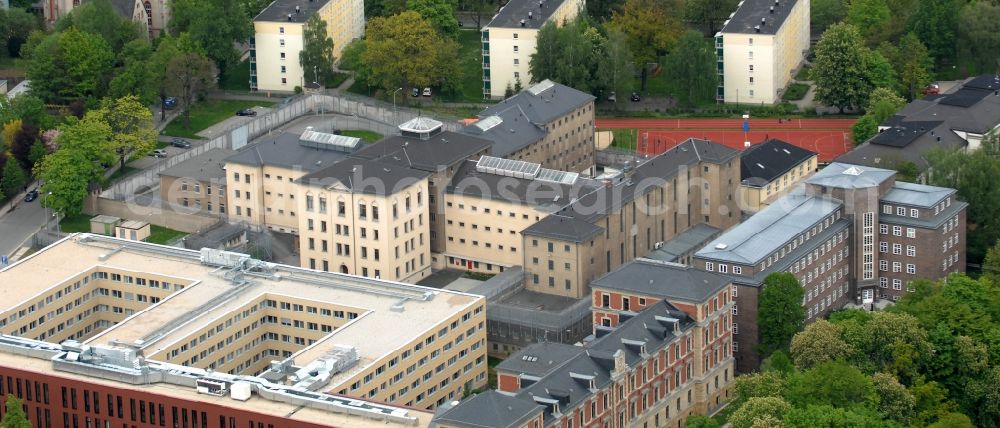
[[480, 0, 583, 99], [716, 0, 810, 104]]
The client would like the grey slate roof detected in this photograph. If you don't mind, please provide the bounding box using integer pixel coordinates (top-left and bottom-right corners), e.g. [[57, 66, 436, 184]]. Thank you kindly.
[[591, 259, 733, 303], [463, 104, 546, 158], [447, 159, 600, 211], [225, 132, 352, 172], [740, 139, 816, 188], [881, 182, 955, 208], [159, 148, 235, 183], [296, 159, 430, 195], [497, 342, 586, 378], [837, 75, 1000, 169], [523, 139, 740, 242], [805, 162, 895, 189], [351, 131, 493, 172], [432, 390, 544, 428], [646, 223, 722, 263], [485, 0, 572, 29], [254, 0, 331, 23], [477, 80, 595, 126], [879, 200, 968, 230], [695, 191, 843, 264], [721, 0, 801, 35]]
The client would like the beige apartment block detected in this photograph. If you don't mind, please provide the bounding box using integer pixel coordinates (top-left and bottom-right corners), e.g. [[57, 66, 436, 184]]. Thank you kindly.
[[521, 139, 743, 299], [224, 131, 361, 234], [481, 0, 583, 98], [738, 139, 817, 212], [465, 80, 596, 174], [251, 0, 364, 92], [159, 148, 235, 217], [0, 234, 488, 413], [45, 0, 170, 37], [717, 0, 810, 103], [295, 158, 433, 283]]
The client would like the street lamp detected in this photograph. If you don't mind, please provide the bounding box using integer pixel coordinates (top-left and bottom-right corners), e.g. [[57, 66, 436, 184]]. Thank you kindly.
[[392, 87, 403, 125]]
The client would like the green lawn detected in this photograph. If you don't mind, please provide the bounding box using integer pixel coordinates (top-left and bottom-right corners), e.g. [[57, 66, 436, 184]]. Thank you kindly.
[[604, 128, 639, 150], [794, 65, 812, 81], [146, 225, 187, 245], [59, 213, 92, 233], [340, 130, 383, 143], [220, 60, 251, 91], [782, 83, 810, 101], [637, 66, 672, 97], [444, 29, 487, 103], [162, 100, 277, 139]]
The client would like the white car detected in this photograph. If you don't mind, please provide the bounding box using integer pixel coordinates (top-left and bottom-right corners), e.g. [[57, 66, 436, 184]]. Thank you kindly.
[[150, 149, 168, 158], [422, 87, 432, 97]]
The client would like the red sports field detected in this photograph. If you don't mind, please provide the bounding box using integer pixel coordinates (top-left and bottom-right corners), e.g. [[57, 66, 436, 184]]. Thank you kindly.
[[596, 118, 856, 162]]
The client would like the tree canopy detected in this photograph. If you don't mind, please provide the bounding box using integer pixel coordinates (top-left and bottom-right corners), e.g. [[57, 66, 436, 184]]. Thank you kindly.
[[169, 0, 252, 75], [299, 14, 337, 86], [662, 30, 716, 107], [25, 27, 115, 104], [407, 0, 459, 36], [56, 0, 143, 52], [606, 0, 684, 68], [361, 11, 459, 93], [1, 394, 30, 428], [756, 272, 805, 358], [812, 23, 893, 112]]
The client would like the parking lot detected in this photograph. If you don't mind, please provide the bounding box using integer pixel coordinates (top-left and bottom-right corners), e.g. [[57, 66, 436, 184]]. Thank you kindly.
[[196, 105, 274, 139]]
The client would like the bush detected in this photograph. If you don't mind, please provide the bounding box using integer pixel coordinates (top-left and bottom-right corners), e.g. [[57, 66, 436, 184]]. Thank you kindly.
[[293, 86, 303, 94], [782, 83, 810, 101]]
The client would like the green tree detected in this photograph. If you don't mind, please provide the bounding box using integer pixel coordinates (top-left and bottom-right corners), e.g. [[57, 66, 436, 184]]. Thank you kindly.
[[845, 0, 889, 45], [529, 18, 602, 92], [861, 50, 897, 95], [459, 0, 496, 29], [729, 396, 791, 428], [24, 28, 115, 103], [606, 0, 684, 88], [872, 373, 915, 424], [407, 0, 459, 36], [299, 15, 336, 86], [0, 160, 25, 201], [169, 0, 252, 75], [100, 96, 156, 169], [907, 0, 958, 64], [757, 272, 805, 358], [663, 30, 716, 107], [684, 415, 720, 428], [812, 23, 871, 113], [149, 35, 183, 121], [165, 52, 218, 131], [108, 39, 157, 104], [958, 2, 1000, 74], [1, 394, 30, 428], [27, 140, 45, 169], [56, 0, 142, 52], [760, 350, 795, 375], [782, 405, 898, 428], [924, 139, 1000, 264], [365, 0, 407, 19], [880, 33, 933, 100], [0, 8, 39, 58], [811, 0, 846, 35], [733, 370, 785, 407], [684, 0, 738, 36], [836, 311, 932, 381], [362, 11, 459, 93], [0, 95, 52, 130], [789, 320, 853, 369], [596, 30, 634, 110], [852, 87, 906, 144], [785, 361, 878, 409], [909, 379, 960, 426], [35, 114, 114, 215], [928, 413, 975, 428]]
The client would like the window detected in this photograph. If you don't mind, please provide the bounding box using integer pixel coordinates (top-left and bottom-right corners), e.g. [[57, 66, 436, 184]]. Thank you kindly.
[[705, 262, 714, 272], [906, 228, 916, 238], [897, 207, 906, 216], [513, 45, 519, 52], [733, 266, 742, 275], [893, 226, 902, 236], [880, 224, 888, 234], [880, 277, 888, 288], [910, 208, 919, 218], [906, 264, 916, 274], [906, 246, 916, 257], [883, 205, 892, 214], [513, 58, 519, 65]]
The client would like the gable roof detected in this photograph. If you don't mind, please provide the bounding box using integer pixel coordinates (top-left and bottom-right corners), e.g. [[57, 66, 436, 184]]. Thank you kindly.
[[225, 132, 353, 172], [591, 259, 732, 303], [296, 159, 430, 195], [159, 148, 235, 182], [476, 80, 595, 125], [432, 391, 544, 428], [351, 131, 492, 172], [740, 139, 816, 187]]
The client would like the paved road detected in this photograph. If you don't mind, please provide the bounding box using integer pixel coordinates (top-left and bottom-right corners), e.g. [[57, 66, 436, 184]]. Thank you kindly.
[[0, 196, 50, 260]]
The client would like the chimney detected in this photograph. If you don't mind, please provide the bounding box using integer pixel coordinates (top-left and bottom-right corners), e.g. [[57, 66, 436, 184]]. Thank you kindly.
[[761, 17, 766, 26], [754, 25, 760, 33], [775, 0, 779, 5], [295, 5, 300, 13], [528, 11, 533, 19], [287, 13, 292, 21], [539, 0, 543, 7], [520, 19, 525, 26], [769, 6, 774, 13]]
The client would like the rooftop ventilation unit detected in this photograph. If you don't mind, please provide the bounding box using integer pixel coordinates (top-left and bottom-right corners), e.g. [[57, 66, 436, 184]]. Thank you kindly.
[[715, 243, 728, 249]]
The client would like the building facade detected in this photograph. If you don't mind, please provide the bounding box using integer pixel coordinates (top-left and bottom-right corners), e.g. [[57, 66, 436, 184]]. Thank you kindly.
[[159, 148, 235, 217], [45, 0, 169, 37], [694, 162, 967, 371], [0, 234, 487, 419], [481, 0, 584, 99], [717, 0, 810, 104], [435, 294, 734, 428], [466, 80, 597, 174], [738, 139, 817, 212], [251, 0, 364, 92], [520, 139, 742, 299]]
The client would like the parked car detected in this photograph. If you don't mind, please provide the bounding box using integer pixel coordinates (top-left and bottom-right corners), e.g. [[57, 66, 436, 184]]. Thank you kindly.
[[412, 87, 420, 97], [163, 97, 177, 110], [607, 92, 617, 102], [150, 149, 168, 158], [236, 108, 257, 117], [923, 83, 940, 95], [171, 138, 192, 148], [630, 92, 641, 102], [422, 87, 432, 97], [23, 190, 38, 202]]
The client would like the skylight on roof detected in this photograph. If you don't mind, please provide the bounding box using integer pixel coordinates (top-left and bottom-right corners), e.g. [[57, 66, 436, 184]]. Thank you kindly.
[[843, 166, 864, 176], [474, 115, 503, 132], [527, 80, 555, 96]]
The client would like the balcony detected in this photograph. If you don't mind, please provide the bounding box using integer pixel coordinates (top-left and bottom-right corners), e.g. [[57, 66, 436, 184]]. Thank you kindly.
[[482, 62, 490, 69]]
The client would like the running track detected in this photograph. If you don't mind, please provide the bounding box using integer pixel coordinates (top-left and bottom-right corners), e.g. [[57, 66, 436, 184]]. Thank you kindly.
[[596, 117, 857, 162]]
